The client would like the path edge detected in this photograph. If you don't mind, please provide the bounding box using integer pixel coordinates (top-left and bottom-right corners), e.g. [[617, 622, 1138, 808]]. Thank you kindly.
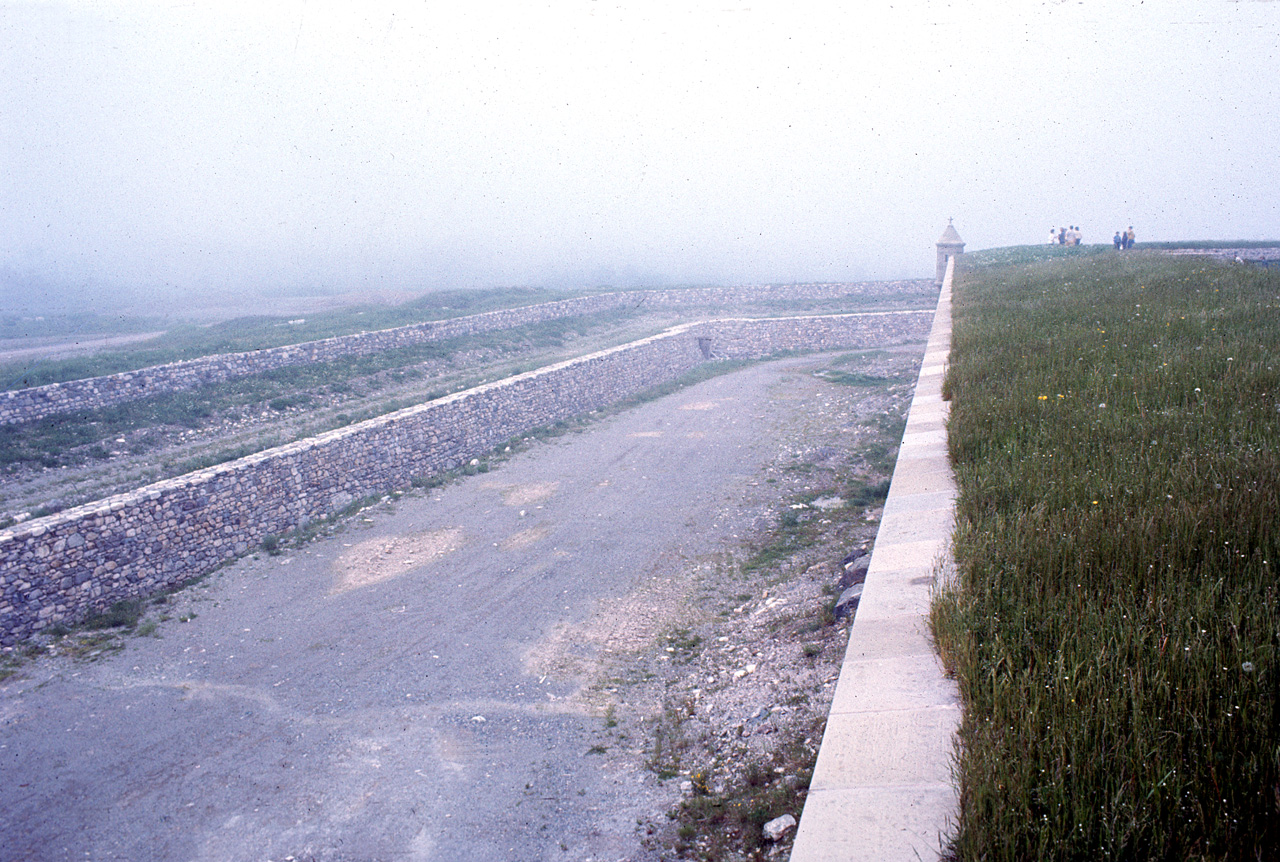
[[790, 256, 960, 860]]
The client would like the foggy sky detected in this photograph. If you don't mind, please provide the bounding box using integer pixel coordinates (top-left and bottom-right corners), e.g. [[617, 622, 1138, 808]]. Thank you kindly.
[[2, 1, 1278, 310]]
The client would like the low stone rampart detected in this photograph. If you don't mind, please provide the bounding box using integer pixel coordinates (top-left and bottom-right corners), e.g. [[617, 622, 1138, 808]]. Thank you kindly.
[[0, 281, 928, 426], [701, 312, 929, 359], [0, 310, 931, 644], [0, 294, 625, 426]]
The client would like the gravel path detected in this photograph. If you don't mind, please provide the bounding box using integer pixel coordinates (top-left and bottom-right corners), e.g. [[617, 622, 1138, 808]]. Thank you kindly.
[[0, 350, 920, 861]]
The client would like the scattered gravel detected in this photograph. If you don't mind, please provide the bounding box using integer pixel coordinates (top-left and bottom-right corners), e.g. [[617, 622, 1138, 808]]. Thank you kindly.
[[1, 342, 922, 861]]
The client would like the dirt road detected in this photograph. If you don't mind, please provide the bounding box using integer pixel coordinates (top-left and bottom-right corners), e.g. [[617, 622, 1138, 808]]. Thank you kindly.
[[0, 351, 918, 861]]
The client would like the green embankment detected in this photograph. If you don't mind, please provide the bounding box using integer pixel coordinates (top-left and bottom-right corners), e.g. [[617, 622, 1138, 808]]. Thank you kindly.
[[932, 247, 1280, 860], [0, 286, 574, 390]]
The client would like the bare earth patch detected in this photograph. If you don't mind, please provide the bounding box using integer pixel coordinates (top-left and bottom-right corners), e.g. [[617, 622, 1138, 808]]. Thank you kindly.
[[496, 480, 560, 508], [499, 524, 550, 552], [330, 527, 464, 593]]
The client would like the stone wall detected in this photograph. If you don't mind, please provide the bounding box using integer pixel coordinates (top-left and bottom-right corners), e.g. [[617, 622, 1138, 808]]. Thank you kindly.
[[700, 311, 930, 359], [0, 281, 929, 426], [0, 310, 932, 644], [0, 294, 625, 426]]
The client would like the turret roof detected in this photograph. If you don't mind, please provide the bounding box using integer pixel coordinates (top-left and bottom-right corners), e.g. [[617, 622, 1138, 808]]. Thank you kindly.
[[938, 220, 964, 245]]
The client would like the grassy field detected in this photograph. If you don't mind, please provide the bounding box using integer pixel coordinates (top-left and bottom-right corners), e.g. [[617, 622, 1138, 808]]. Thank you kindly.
[[0, 286, 579, 390], [932, 248, 1280, 859], [0, 308, 652, 471]]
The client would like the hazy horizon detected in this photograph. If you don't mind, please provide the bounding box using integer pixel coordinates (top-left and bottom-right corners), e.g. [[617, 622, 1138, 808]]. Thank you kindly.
[[4, 1, 1278, 316]]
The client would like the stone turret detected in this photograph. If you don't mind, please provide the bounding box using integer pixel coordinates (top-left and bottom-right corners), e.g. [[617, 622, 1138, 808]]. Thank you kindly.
[[935, 220, 965, 285]]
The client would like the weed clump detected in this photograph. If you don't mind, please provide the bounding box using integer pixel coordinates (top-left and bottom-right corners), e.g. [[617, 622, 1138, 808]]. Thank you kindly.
[[81, 599, 145, 631], [672, 733, 818, 859]]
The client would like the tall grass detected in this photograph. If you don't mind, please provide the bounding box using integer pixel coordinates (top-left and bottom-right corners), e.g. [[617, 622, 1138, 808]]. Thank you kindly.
[[932, 249, 1280, 860]]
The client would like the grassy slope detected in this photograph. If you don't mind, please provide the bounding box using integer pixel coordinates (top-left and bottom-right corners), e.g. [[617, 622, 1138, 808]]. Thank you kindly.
[[1, 281, 939, 392], [933, 247, 1280, 860], [0, 286, 577, 390]]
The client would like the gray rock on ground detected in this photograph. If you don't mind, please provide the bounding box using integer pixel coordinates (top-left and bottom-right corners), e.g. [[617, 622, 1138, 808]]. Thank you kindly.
[[763, 813, 797, 841], [834, 582, 864, 621], [838, 553, 870, 589]]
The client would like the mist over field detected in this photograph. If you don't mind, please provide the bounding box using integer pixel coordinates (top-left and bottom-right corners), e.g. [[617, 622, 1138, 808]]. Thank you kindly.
[[3, 1, 1278, 320]]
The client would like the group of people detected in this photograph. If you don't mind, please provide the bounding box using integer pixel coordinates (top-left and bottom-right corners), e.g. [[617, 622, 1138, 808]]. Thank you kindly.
[[1053, 226, 1084, 245], [1113, 227, 1137, 250], [1050, 225, 1138, 249]]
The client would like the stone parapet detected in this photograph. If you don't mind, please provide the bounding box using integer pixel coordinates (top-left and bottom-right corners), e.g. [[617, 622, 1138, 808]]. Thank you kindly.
[[0, 310, 930, 644], [790, 258, 959, 861]]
